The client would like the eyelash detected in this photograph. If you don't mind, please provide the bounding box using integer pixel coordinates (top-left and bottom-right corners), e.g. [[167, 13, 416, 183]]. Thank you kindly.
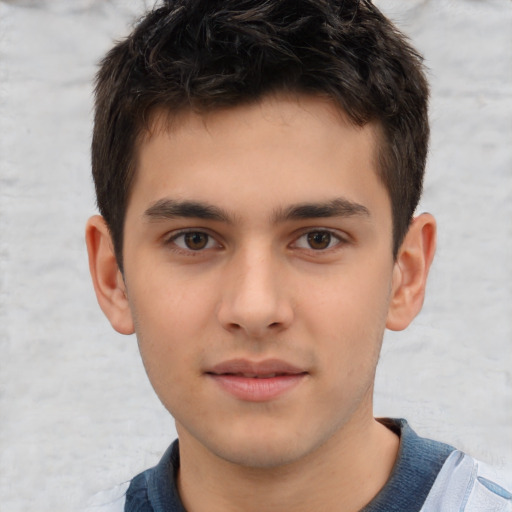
[[292, 229, 347, 251], [163, 228, 348, 255], [165, 229, 222, 254]]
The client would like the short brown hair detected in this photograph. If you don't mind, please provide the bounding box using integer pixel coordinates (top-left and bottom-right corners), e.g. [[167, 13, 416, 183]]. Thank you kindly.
[[92, 0, 429, 270]]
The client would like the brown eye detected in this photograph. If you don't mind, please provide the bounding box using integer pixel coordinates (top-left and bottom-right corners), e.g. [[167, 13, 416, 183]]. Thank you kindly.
[[184, 232, 209, 250], [307, 231, 332, 250]]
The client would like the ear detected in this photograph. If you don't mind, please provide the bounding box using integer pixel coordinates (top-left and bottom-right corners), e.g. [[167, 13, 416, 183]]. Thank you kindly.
[[386, 213, 436, 331], [85, 215, 135, 335]]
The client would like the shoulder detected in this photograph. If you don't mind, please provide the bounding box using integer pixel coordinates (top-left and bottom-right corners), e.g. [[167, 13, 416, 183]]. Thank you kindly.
[[83, 469, 157, 512], [83, 440, 182, 512], [421, 450, 512, 511], [83, 469, 158, 512], [83, 481, 129, 512], [365, 419, 511, 512]]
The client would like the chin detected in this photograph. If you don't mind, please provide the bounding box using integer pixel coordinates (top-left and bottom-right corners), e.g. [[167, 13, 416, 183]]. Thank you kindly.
[[202, 423, 331, 470], [216, 440, 306, 469]]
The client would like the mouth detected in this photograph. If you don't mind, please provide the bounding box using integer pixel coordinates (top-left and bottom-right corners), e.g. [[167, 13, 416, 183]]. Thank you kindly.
[[214, 372, 294, 378], [206, 359, 308, 401], [208, 358, 306, 376]]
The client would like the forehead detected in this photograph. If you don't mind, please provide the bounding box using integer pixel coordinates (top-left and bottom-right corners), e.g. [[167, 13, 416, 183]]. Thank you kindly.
[[129, 94, 389, 222], [141, 94, 381, 159]]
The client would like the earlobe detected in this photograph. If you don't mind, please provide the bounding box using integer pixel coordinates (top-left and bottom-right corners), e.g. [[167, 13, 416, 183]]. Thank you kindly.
[[386, 213, 436, 331], [85, 215, 135, 335]]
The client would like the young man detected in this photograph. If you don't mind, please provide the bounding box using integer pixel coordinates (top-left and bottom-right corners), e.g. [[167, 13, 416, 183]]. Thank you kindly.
[[85, 1, 511, 510]]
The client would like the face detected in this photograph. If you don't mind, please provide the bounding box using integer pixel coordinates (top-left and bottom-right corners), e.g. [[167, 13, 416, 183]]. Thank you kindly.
[[121, 95, 397, 468]]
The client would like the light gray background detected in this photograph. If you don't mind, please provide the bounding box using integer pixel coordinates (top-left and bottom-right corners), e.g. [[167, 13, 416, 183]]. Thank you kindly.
[[0, 1, 511, 510]]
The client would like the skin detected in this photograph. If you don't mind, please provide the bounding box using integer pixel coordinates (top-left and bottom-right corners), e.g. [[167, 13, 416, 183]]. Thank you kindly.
[[86, 94, 436, 512]]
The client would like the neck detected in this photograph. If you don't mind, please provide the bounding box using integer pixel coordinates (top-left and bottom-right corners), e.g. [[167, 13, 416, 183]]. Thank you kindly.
[[176, 415, 399, 512]]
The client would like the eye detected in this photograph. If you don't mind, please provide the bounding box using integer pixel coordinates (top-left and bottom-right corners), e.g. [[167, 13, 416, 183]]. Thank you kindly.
[[169, 231, 218, 251], [293, 230, 343, 250]]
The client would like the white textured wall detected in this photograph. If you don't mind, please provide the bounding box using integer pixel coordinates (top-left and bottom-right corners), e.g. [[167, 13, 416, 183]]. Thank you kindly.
[[0, 1, 511, 510]]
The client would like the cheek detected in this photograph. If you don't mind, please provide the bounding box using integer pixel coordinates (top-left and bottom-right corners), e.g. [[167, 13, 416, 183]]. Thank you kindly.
[[131, 262, 218, 329], [132, 298, 203, 415], [127, 274, 216, 385], [299, 265, 391, 365]]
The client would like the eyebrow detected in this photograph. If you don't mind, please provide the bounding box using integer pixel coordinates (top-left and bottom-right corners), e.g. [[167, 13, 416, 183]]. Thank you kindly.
[[143, 197, 370, 223], [274, 198, 370, 222], [144, 199, 232, 223]]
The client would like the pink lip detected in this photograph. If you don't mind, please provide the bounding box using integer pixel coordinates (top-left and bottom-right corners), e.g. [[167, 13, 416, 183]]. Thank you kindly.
[[206, 359, 308, 402]]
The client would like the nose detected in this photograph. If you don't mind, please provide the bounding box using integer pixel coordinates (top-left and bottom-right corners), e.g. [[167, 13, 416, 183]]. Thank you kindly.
[[216, 246, 294, 338]]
